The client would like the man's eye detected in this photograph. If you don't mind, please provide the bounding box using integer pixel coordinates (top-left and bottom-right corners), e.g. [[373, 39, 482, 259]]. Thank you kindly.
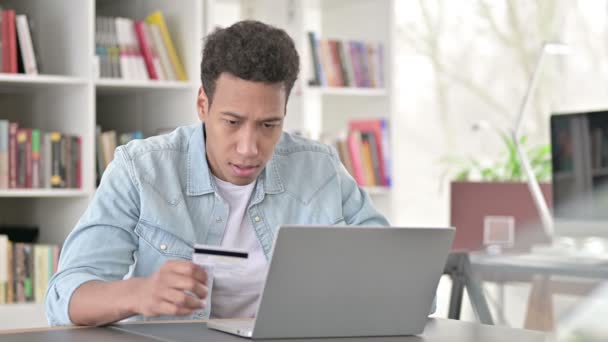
[[226, 120, 238, 125], [263, 122, 279, 128]]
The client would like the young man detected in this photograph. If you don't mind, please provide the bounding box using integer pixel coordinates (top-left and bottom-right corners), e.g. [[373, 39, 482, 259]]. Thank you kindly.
[[45, 20, 388, 326]]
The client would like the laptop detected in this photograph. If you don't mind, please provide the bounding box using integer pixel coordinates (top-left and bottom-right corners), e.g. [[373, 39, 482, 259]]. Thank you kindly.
[[207, 225, 455, 339]]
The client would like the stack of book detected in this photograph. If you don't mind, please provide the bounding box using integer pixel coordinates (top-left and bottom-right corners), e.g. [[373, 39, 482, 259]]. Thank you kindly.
[[96, 127, 144, 183], [333, 118, 391, 188], [0, 7, 39, 75], [0, 235, 59, 304], [0, 120, 81, 189], [95, 11, 187, 81], [307, 32, 384, 88]]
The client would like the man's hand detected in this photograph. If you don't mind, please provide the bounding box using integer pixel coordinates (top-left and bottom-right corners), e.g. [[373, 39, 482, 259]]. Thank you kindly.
[[131, 260, 208, 317], [68, 260, 209, 326]]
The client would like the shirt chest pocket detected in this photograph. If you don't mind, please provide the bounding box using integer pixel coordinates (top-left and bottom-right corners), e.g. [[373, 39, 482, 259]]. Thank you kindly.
[[134, 220, 194, 273]]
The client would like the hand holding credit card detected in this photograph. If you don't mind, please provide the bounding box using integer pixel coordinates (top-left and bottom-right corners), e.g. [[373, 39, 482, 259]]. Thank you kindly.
[[192, 244, 249, 277]]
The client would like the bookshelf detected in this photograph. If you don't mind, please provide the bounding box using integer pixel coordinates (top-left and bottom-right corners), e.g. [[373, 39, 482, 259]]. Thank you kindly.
[[0, 0, 395, 328], [0, 0, 202, 328]]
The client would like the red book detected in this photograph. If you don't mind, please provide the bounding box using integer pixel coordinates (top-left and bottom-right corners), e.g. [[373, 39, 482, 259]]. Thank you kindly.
[[7, 10, 17, 73], [348, 119, 390, 186], [8, 122, 18, 188], [1, 11, 10, 72], [134, 21, 158, 80], [346, 131, 365, 186], [328, 40, 344, 87]]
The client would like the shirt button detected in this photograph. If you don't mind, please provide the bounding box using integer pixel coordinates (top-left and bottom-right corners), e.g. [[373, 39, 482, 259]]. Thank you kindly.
[[160, 244, 167, 251], [254, 216, 261, 223], [216, 217, 223, 223]]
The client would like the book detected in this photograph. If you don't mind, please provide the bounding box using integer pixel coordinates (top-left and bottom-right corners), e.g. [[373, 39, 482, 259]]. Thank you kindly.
[[148, 23, 175, 81], [8, 122, 17, 188], [328, 40, 345, 87], [15, 14, 38, 75], [360, 137, 376, 186], [362, 132, 382, 186], [16, 128, 32, 188], [13, 242, 25, 302], [336, 41, 352, 87], [1, 10, 8, 72], [6, 10, 16, 73], [31, 129, 40, 188], [135, 21, 158, 80], [346, 131, 365, 185], [146, 11, 187, 81], [73, 136, 81, 188], [100, 130, 117, 170], [124, 18, 148, 80], [34, 245, 47, 303], [42, 132, 51, 188], [143, 23, 165, 80], [0, 234, 8, 304], [0, 120, 8, 189], [307, 32, 321, 86], [6, 241, 13, 303], [50, 132, 62, 188]]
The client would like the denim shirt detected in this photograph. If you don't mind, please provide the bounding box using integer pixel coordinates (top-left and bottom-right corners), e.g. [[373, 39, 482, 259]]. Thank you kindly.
[[45, 123, 390, 326]]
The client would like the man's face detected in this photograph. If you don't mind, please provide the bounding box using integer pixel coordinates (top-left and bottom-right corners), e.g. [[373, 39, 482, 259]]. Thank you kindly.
[[197, 73, 286, 185]]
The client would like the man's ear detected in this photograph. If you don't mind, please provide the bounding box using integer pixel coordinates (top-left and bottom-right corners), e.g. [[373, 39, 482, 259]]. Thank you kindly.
[[197, 87, 209, 122]]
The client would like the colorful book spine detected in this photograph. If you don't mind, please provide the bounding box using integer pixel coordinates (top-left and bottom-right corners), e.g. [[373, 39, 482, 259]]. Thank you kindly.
[[8, 123, 17, 188], [146, 11, 187, 81], [7, 10, 17, 73], [134, 21, 158, 80], [0, 120, 8, 189], [31, 129, 40, 188], [0, 235, 8, 304], [15, 14, 38, 75], [50, 132, 62, 188], [16, 128, 32, 188], [347, 131, 365, 186]]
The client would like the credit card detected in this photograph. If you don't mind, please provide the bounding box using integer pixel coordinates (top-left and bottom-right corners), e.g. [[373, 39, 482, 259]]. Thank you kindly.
[[192, 244, 249, 274]]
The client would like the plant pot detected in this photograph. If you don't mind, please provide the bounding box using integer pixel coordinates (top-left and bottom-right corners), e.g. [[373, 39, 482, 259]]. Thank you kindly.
[[450, 181, 552, 252]]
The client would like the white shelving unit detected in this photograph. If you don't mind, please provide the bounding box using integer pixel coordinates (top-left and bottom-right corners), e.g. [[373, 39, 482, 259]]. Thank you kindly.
[[0, 0, 203, 329], [0, 0, 395, 329]]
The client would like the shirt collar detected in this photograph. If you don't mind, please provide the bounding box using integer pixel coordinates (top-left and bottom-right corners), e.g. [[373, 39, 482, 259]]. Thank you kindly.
[[186, 123, 284, 196]]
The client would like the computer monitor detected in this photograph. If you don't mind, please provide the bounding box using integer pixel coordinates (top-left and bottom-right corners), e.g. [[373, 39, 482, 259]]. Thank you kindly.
[[551, 110, 608, 237]]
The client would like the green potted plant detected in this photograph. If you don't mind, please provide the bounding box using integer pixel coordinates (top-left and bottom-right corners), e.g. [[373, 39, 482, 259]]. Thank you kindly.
[[445, 131, 553, 252]]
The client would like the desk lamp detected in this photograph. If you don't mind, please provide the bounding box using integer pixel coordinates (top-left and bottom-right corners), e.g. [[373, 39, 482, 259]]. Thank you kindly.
[[512, 42, 571, 239]]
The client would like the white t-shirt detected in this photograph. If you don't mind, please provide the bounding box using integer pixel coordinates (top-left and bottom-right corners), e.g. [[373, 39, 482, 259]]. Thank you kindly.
[[210, 176, 268, 319]]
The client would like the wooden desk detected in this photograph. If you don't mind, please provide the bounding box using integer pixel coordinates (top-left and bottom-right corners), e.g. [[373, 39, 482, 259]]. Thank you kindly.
[[0, 318, 548, 341]]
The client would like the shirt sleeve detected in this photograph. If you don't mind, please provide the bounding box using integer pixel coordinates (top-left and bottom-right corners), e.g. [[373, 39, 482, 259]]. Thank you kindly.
[[45, 147, 141, 326]]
